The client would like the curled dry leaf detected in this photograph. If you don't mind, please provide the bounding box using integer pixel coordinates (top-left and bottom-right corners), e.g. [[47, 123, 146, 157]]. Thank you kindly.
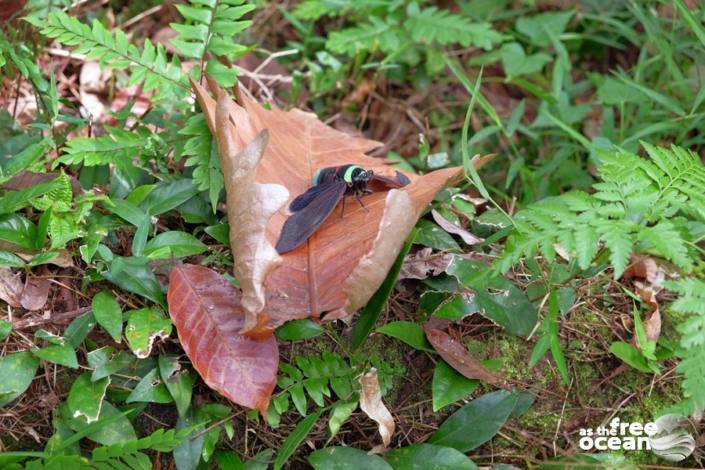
[[399, 247, 453, 280], [423, 323, 504, 387], [167, 264, 278, 412], [0, 267, 23, 308], [431, 209, 483, 245], [193, 80, 475, 334], [20, 270, 50, 311], [359, 368, 395, 448], [624, 255, 665, 343]]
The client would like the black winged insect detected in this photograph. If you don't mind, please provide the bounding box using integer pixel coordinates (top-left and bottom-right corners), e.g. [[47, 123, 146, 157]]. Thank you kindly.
[[275, 164, 411, 254]]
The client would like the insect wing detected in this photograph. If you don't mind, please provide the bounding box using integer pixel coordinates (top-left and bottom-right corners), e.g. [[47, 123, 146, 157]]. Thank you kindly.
[[289, 184, 335, 212], [371, 170, 411, 188], [276, 182, 347, 254]]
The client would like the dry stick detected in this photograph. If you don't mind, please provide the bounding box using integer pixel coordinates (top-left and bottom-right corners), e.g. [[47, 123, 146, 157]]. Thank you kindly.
[[13, 306, 91, 330]]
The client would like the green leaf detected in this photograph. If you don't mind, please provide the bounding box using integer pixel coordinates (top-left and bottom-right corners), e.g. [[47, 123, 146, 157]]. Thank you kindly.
[[0, 214, 37, 250], [102, 256, 165, 306], [500, 43, 551, 77], [385, 444, 478, 470], [415, 219, 460, 251], [159, 355, 194, 417], [87, 347, 134, 381], [0, 177, 64, 214], [127, 367, 174, 404], [429, 390, 520, 451], [64, 312, 96, 348], [67, 372, 110, 423], [140, 179, 199, 216], [32, 344, 78, 368], [377, 321, 433, 352], [65, 400, 137, 446], [276, 319, 324, 341], [516, 11, 574, 47], [308, 446, 392, 470], [0, 319, 12, 341], [328, 400, 358, 439], [215, 451, 245, 470], [205, 222, 230, 245], [0, 352, 39, 407], [173, 409, 205, 470], [92, 291, 123, 342], [431, 361, 479, 412], [124, 308, 172, 358], [274, 409, 323, 470], [548, 290, 570, 384], [351, 230, 415, 349], [609, 341, 657, 373], [144, 231, 208, 259]]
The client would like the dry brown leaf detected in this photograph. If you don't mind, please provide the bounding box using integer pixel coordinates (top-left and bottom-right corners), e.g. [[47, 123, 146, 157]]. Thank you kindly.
[[431, 209, 483, 245], [399, 247, 453, 280], [359, 368, 395, 448], [423, 323, 504, 387], [20, 271, 50, 311], [623, 255, 664, 343], [0, 267, 23, 308], [193, 80, 472, 334], [623, 255, 665, 289], [639, 287, 662, 343], [167, 264, 278, 412]]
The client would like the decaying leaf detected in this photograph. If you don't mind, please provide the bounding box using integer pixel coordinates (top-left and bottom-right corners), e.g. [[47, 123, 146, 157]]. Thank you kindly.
[[20, 273, 50, 311], [0, 267, 23, 308], [624, 255, 665, 344], [193, 80, 477, 334], [399, 247, 453, 280], [359, 368, 395, 448], [423, 323, 504, 387], [167, 264, 278, 412], [431, 209, 483, 245]]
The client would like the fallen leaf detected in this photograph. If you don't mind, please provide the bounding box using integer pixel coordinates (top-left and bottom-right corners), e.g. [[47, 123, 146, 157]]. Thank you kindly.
[[431, 209, 483, 245], [193, 80, 479, 334], [0, 267, 23, 307], [167, 264, 278, 412], [20, 271, 50, 311], [423, 323, 504, 387], [359, 368, 395, 448], [623, 255, 665, 289], [399, 247, 453, 280]]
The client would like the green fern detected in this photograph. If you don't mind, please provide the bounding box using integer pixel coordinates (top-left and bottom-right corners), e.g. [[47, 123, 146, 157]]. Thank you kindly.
[[28, 12, 189, 103], [497, 143, 705, 278], [325, 3, 501, 59], [170, 0, 254, 87], [294, 0, 391, 20], [666, 278, 705, 413], [178, 113, 224, 213]]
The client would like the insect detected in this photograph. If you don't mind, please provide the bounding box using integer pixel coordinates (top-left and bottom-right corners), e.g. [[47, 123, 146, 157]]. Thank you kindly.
[[275, 164, 411, 254]]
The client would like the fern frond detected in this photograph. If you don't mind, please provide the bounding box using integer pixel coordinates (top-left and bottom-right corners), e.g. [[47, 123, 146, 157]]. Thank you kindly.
[[88, 427, 191, 470], [666, 278, 705, 413], [32, 12, 188, 102], [405, 4, 502, 49], [179, 113, 224, 212], [170, 0, 254, 87], [326, 16, 402, 55], [57, 127, 165, 169], [294, 0, 392, 20]]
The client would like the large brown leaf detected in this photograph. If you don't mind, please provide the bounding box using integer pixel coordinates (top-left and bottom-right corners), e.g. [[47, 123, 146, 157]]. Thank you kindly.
[[167, 264, 278, 412], [193, 81, 485, 334]]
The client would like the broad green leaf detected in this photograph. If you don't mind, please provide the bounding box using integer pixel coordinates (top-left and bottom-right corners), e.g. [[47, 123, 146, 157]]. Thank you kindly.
[[500, 42, 551, 77], [0, 352, 39, 407], [144, 231, 208, 259], [0, 319, 11, 341], [0, 214, 37, 250], [64, 312, 96, 348], [385, 443, 478, 470], [328, 400, 358, 439], [215, 451, 245, 470], [415, 219, 460, 251], [102, 256, 165, 306], [377, 321, 433, 352], [308, 446, 391, 470], [429, 390, 520, 451], [274, 409, 323, 470], [140, 178, 199, 216], [159, 355, 194, 417], [204, 223, 230, 245], [609, 341, 657, 373], [432, 361, 479, 412], [67, 400, 137, 446], [127, 367, 174, 404], [173, 409, 205, 470], [351, 230, 416, 349], [92, 291, 123, 342], [87, 347, 135, 381], [32, 344, 78, 368], [0, 177, 63, 214], [125, 308, 172, 358], [67, 372, 110, 423], [516, 11, 574, 47], [276, 319, 324, 341]]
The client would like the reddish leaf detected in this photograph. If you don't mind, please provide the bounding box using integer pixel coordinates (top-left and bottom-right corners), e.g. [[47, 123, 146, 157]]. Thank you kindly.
[[193, 80, 487, 334], [423, 323, 504, 387], [167, 264, 278, 412]]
